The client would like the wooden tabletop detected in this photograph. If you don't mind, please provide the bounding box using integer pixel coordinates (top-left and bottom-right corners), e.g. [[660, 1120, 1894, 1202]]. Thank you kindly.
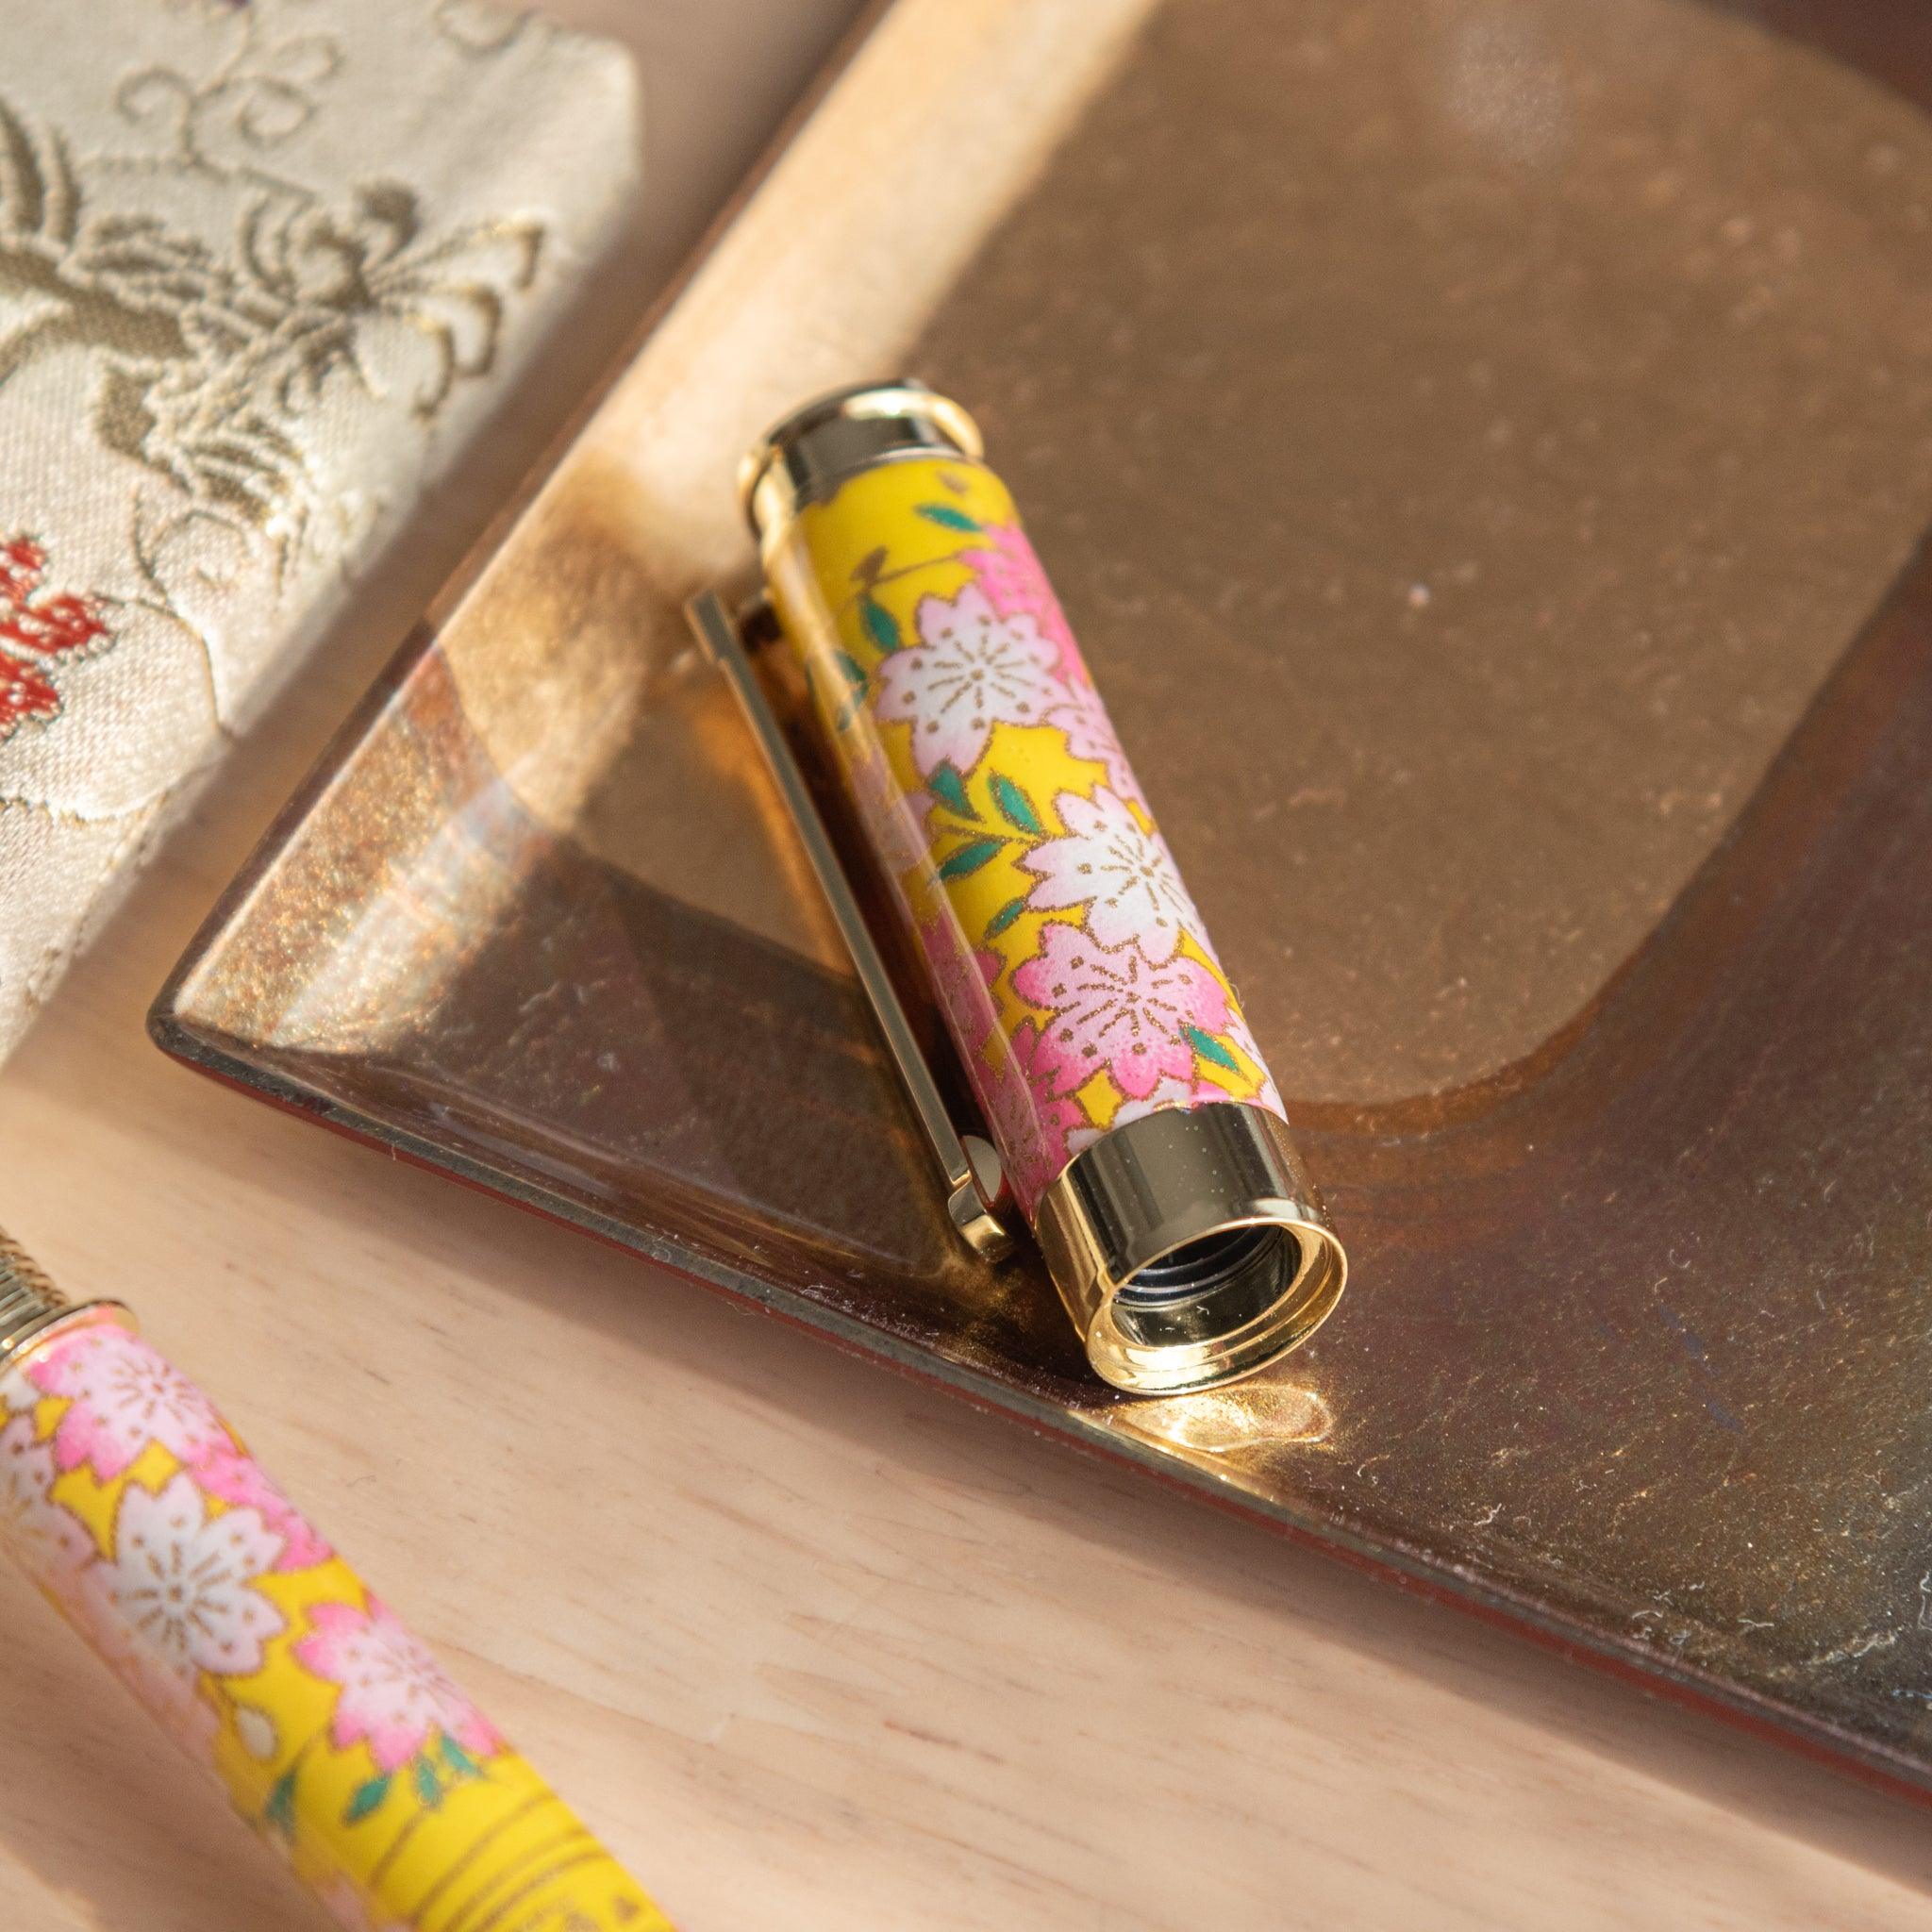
[[4, 4, 1932, 1928]]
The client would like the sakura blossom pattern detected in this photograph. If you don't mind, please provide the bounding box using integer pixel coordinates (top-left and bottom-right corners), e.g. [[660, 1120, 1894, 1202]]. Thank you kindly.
[[959, 521, 1082, 683], [296, 1598, 503, 1774], [1021, 787, 1197, 960], [1013, 922, 1230, 1101], [108, 1471, 288, 1678], [0, 1316, 668, 1930], [874, 582, 1058, 778], [0, 1411, 92, 1576], [770, 457, 1287, 1215], [31, 1319, 225, 1478], [1041, 675, 1149, 811]]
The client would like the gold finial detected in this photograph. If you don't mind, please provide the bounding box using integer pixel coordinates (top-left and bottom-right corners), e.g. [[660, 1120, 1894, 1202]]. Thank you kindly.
[[0, 1232, 123, 1374]]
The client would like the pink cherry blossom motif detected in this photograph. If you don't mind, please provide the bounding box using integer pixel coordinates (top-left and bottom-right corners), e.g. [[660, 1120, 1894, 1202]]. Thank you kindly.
[[875, 584, 1059, 780], [958, 523, 1085, 685], [1014, 921, 1228, 1103], [920, 913, 1002, 1058], [973, 1019, 1088, 1212], [28, 1325, 225, 1481], [1041, 676, 1148, 812], [1108, 1074, 1199, 1139], [0, 1412, 94, 1579], [1021, 787, 1202, 963], [108, 1471, 287, 1679], [189, 1444, 333, 1573], [295, 1596, 503, 1774]]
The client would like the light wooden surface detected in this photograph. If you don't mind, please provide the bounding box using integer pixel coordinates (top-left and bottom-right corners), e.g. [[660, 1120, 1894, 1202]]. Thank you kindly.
[[12, 758, 1932, 1932], [6, 2, 1932, 1928]]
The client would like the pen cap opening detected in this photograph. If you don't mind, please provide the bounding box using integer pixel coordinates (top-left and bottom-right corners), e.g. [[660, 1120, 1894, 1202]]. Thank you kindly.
[[1035, 1104, 1347, 1394], [1111, 1224, 1297, 1343]]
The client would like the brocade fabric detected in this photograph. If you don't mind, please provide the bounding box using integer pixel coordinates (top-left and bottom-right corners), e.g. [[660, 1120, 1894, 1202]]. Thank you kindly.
[[0, 0, 638, 1058]]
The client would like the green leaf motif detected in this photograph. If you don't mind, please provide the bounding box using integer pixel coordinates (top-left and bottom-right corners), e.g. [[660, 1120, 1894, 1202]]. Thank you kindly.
[[986, 895, 1025, 939], [441, 1735, 480, 1780], [916, 502, 982, 533], [989, 773, 1042, 835], [263, 1768, 298, 1840], [928, 761, 976, 821], [936, 837, 1004, 881], [1185, 1024, 1241, 1074], [414, 1757, 443, 1807], [834, 649, 868, 694], [344, 1774, 391, 1824], [859, 594, 900, 655]]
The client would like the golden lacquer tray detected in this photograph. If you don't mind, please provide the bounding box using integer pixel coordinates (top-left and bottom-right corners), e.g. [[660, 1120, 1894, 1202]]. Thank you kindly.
[[155, 0, 1932, 1795]]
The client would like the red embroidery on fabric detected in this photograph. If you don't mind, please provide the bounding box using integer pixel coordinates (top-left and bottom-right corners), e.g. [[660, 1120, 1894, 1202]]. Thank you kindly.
[[0, 536, 109, 744]]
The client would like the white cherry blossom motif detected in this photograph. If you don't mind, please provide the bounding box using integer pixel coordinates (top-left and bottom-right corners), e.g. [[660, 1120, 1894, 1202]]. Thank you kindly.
[[1041, 676, 1147, 812], [108, 1471, 286, 1680], [29, 1324, 225, 1480], [875, 584, 1059, 780], [0, 1412, 93, 1578], [1021, 787, 1202, 962], [2, 1362, 39, 1415], [60, 1556, 222, 1758]]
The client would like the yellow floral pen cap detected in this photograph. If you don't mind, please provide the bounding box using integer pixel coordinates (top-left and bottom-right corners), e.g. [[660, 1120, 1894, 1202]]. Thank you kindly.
[[693, 381, 1346, 1395]]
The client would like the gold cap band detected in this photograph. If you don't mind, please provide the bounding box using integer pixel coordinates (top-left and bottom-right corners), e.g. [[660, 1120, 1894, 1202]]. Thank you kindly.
[[0, 1233, 128, 1375], [740, 380, 984, 542], [1036, 1105, 1345, 1393]]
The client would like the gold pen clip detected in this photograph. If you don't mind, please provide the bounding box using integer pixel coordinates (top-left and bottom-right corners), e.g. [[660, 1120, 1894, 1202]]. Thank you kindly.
[[685, 590, 1013, 1262]]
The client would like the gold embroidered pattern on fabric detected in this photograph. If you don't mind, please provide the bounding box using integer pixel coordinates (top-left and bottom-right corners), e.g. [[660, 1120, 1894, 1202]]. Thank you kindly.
[[0, 31, 544, 548], [0, 0, 637, 1058]]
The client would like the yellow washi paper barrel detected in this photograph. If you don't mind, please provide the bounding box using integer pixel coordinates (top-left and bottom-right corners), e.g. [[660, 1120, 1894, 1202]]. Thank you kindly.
[[744, 383, 1346, 1394], [0, 1242, 669, 1932]]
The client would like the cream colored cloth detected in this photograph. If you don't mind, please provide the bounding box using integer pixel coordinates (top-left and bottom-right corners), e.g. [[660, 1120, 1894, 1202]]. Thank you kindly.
[[0, 0, 638, 1058]]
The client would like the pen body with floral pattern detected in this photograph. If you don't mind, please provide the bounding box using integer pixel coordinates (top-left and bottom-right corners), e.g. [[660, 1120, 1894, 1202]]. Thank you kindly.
[[727, 382, 1348, 1395], [0, 1233, 669, 1932]]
